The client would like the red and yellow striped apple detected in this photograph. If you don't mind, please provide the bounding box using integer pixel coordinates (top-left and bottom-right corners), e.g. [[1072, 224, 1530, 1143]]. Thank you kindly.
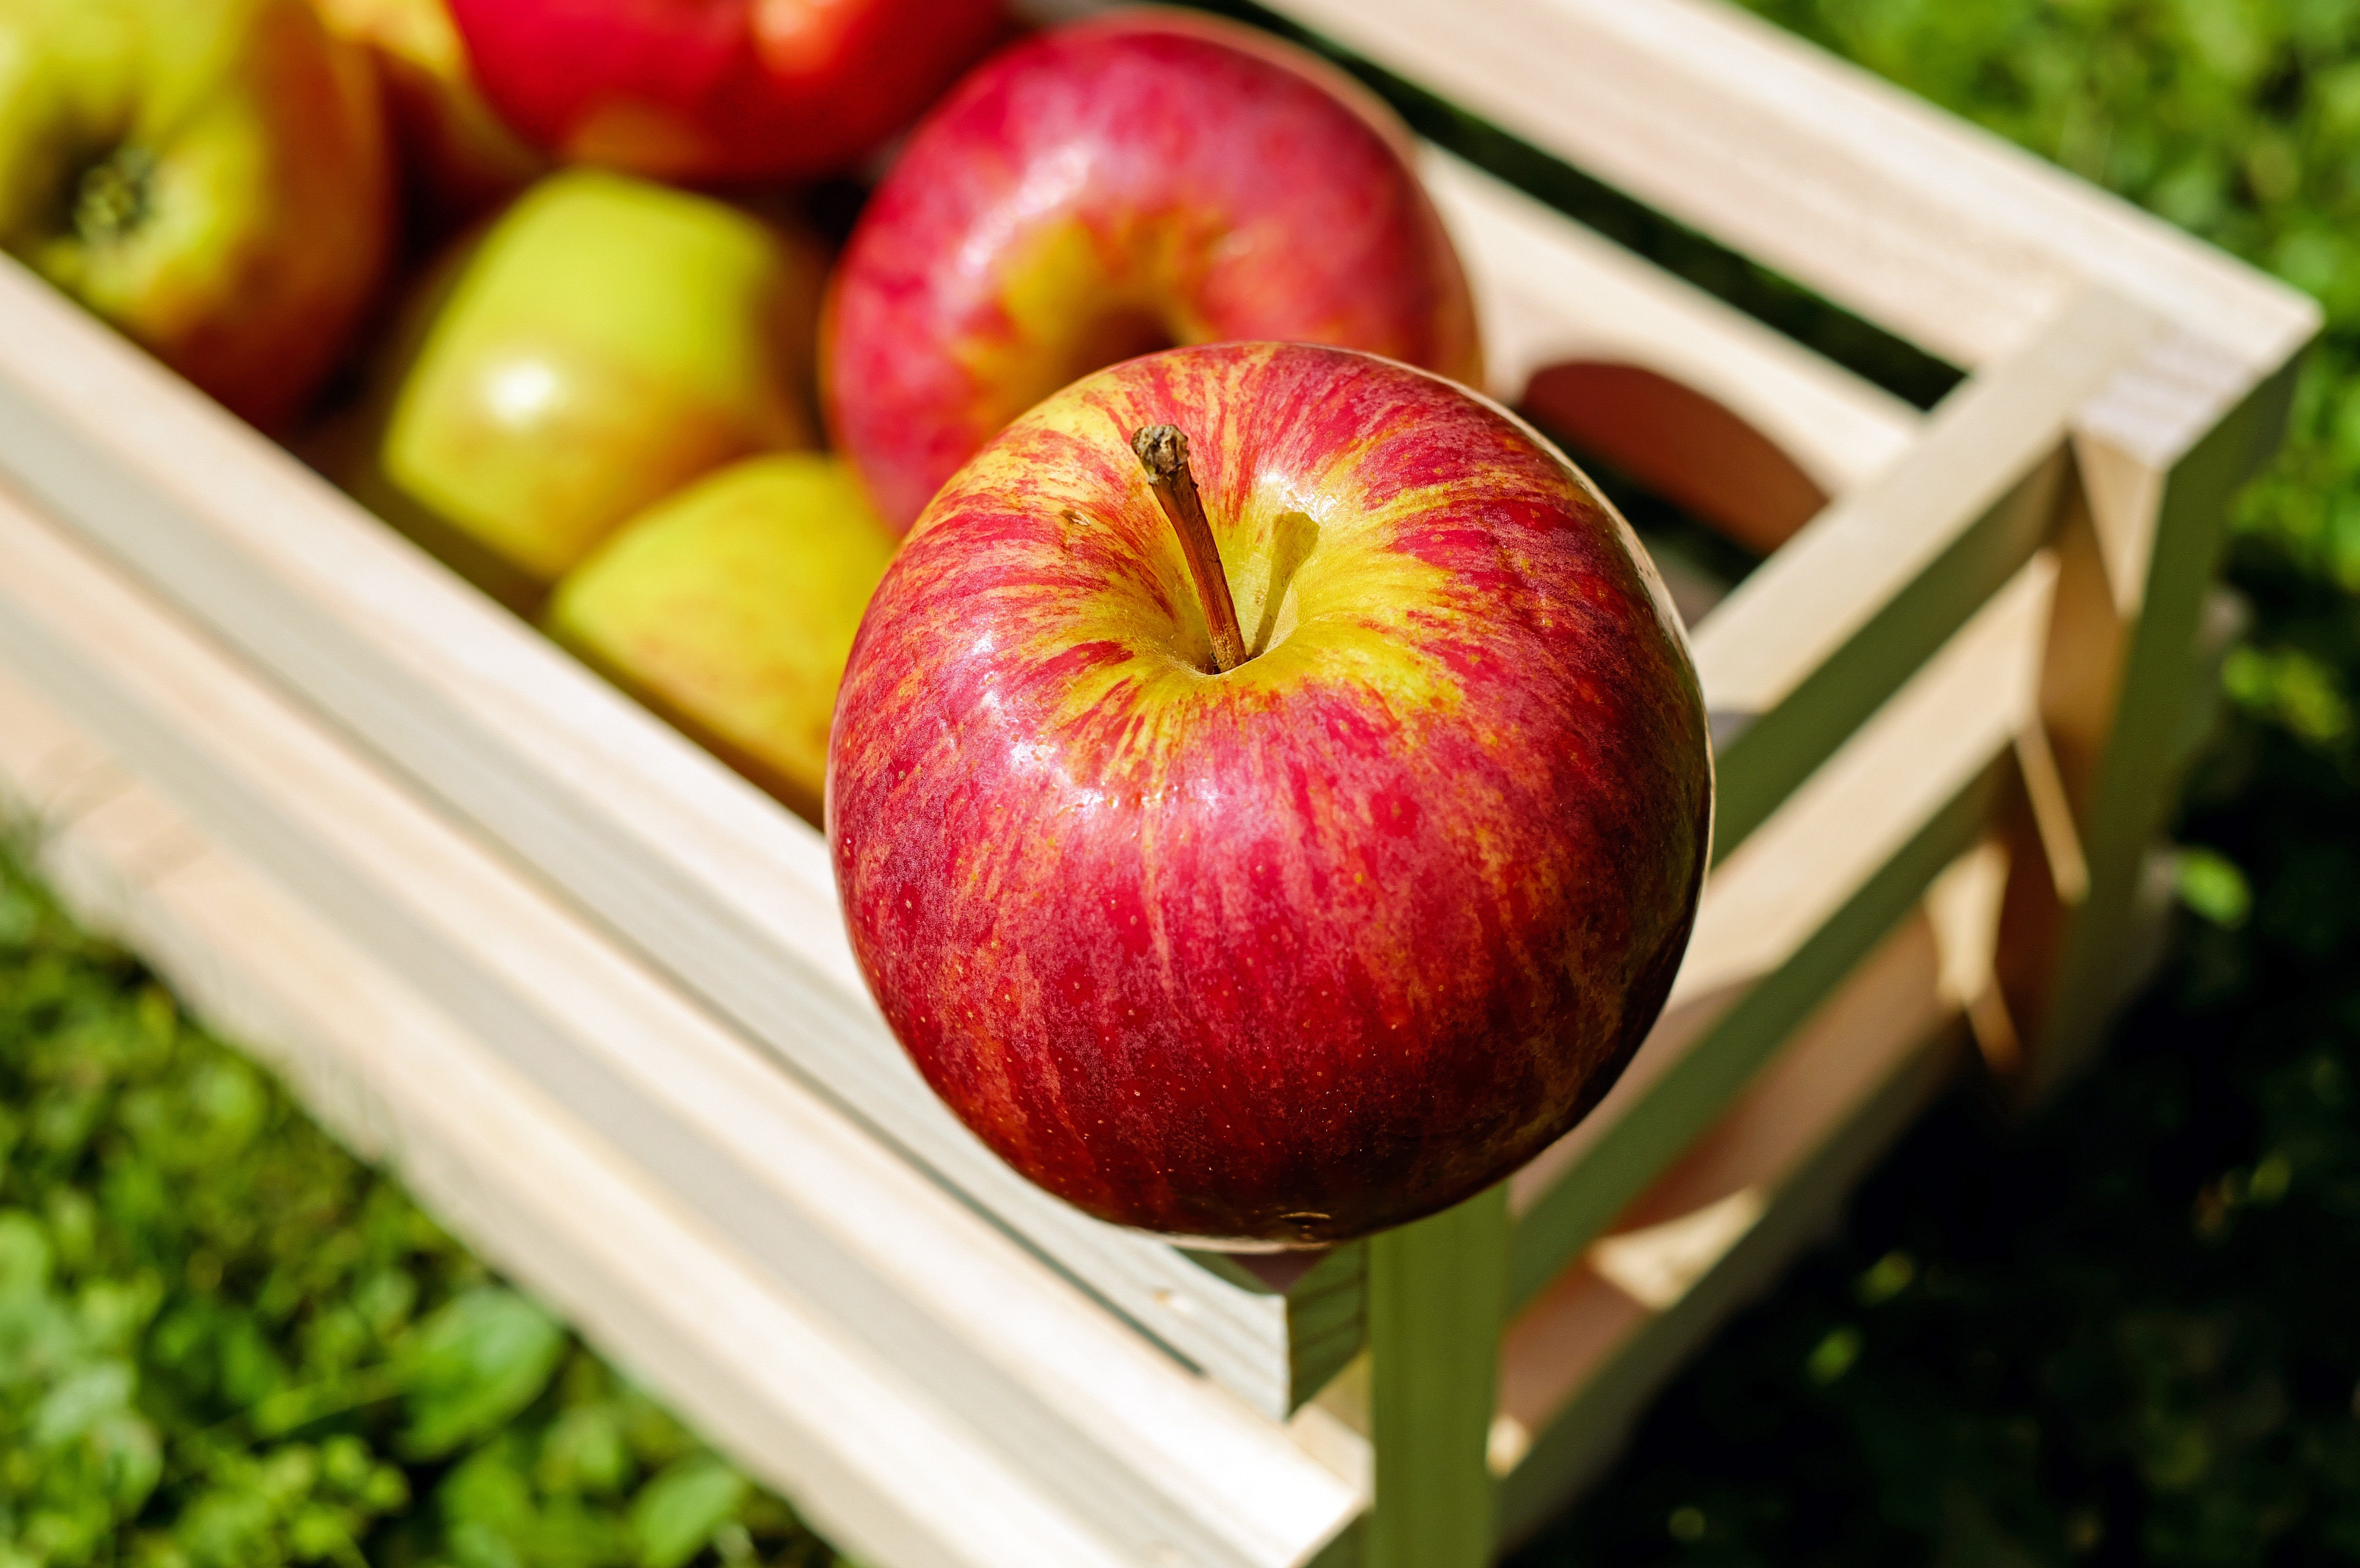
[[828, 344, 1710, 1247], [444, 0, 1006, 183], [823, 12, 1483, 533]]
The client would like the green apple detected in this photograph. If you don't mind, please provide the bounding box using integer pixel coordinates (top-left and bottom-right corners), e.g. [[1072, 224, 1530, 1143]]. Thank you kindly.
[[338, 168, 823, 604], [546, 454, 896, 824], [0, 0, 393, 429]]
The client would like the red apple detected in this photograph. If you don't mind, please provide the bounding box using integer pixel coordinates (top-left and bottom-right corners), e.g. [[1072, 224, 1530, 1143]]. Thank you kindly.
[[828, 343, 1710, 1247], [823, 11, 1485, 533], [443, 0, 1007, 183]]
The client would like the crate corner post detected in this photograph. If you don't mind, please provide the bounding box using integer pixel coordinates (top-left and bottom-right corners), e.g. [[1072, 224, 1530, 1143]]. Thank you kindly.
[[1365, 1183, 1511, 1568]]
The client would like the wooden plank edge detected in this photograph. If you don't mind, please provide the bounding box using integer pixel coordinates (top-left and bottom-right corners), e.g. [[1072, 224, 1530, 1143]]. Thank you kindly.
[[0, 497, 1364, 1568], [1417, 147, 1921, 495], [1696, 290, 2155, 856], [1263, 0, 2318, 377], [2017, 347, 2307, 1098], [1364, 1189, 1511, 1568]]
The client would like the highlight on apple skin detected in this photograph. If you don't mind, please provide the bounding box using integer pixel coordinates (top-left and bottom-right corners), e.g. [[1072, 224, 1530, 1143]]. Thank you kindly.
[[328, 168, 823, 606], [823, 11, 1485, 534], [828, 343, 1711, 1248], [445, 0, 1006, 183]]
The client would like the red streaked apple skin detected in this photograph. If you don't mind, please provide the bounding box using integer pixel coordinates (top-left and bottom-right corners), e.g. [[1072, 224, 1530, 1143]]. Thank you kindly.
[[824, 13, 1484, 533], [444, 0, 1006, 183], [829, 344, 1709, 1247]]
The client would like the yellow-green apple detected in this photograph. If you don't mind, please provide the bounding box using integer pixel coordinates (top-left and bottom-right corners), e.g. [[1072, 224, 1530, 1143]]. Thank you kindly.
[[547, 453, 896, 825], [828, 343, 1711, 1247], [308, 0, 544, 226], [823, 11, 1484, 533], [443, 0, 1006, 183], [0, 0, 392, 430], [331, 168, 823, 605]]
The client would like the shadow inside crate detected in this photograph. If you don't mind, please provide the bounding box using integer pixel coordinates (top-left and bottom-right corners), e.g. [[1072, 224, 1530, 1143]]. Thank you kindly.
[[1516, 359, 1815, 630]]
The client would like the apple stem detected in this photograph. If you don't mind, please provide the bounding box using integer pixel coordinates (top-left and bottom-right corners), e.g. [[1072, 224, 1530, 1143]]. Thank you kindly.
[[1133, 424, 1247, 673]]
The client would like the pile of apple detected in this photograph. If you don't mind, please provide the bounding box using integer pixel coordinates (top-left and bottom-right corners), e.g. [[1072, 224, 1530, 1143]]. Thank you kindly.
[[6, 0, 1713, 1247]]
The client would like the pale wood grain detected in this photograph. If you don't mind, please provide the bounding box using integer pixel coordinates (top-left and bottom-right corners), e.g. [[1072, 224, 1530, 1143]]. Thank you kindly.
[[1265, 0, 2317, 377], [1495, 912, 1963, 1545], [1365, 1188, 1509, 1568], [2010, 354, 2307, 1095], [1, 689, 1143, 1568], [1503, 553, 2056, 1308], [1420, 147, 1921, 496], [1694, 290, 2154, 853]]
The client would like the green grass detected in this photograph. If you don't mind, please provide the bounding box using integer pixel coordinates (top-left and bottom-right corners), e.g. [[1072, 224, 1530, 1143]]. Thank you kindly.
[[0, 853, 843, 1568]]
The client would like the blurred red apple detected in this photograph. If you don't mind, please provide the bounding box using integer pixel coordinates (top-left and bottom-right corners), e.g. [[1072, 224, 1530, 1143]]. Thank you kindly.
[[309, 0, 545, 225], [0, 0, 393, 430], [443, 0, 1006, 183], [828, 343, 1710, 1247], [824, 12, 1484, 532]]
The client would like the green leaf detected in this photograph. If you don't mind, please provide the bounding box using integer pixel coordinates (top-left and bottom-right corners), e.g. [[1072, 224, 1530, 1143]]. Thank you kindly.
[[398, 1289, 566, 1460], [174, 1486, 278, 1568], [87, 1411, 165, 1514], [2177, 847, 2253, 927], [629, 1457, 749, 1568], [0, 1209, 54, 1301], [539, 1402, 634, 1497], [33, 1361, 136, 1448]]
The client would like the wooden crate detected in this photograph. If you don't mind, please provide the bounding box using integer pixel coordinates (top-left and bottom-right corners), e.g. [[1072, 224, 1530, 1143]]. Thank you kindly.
[[0, 0, 2316, 1562]]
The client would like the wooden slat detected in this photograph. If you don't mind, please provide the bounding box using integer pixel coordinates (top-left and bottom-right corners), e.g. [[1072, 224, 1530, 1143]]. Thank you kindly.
[[1697, 288, 2153, 854], [2006, 342, 2309, 1093], [1504, 550, 2057, 1312], [0, 492, 1364, 1568], [0, 253, 1334, 1422], [1263, 0, 2318, 377], [1419, 147, 1920, 497]]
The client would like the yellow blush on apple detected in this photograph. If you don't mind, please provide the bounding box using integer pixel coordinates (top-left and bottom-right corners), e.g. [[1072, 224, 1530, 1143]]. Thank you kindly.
[[546, 453, 897, 826]]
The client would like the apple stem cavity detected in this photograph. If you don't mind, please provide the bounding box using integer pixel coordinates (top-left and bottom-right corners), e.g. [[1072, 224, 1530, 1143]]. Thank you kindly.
[[1133, 423, 1247, 673], [73, 146, 157, 247]]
